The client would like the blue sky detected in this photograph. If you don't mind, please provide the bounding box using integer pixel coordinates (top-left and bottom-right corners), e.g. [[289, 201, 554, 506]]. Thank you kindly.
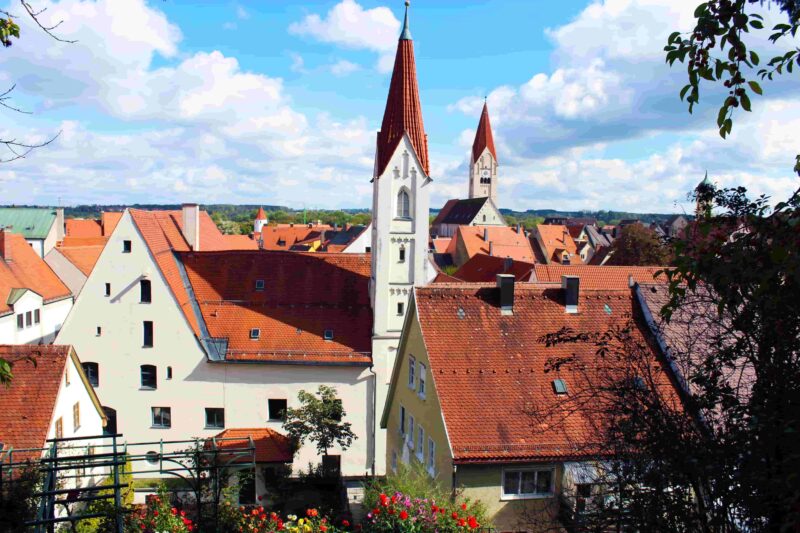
[[1, 0, 798, 213]]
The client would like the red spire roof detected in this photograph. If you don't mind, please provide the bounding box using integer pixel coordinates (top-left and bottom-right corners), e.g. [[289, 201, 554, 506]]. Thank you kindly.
[[472, 101, 497, 162], [256, 207, 267, 220], [375, 4, 429, 178]]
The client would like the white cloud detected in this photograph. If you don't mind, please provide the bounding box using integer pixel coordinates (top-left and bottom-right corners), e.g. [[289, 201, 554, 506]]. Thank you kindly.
[[288, 0, 400, 73], [236, 5, 249, 20], [329, 59, 361, 77]]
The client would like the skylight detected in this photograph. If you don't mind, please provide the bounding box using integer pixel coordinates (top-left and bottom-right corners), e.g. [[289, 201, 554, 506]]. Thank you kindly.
[[255, 280, 265, 291], [324, 329, 334, 341], [250, 328, 260, 340], [552, 379, 568, 395]]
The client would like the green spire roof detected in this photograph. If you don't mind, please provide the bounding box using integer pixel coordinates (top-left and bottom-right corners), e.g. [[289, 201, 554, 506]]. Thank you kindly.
[[400, 1, 411, 40]]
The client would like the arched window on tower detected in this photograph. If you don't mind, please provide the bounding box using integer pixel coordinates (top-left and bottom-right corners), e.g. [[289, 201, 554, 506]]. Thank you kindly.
[[397, 189, 410, 219]]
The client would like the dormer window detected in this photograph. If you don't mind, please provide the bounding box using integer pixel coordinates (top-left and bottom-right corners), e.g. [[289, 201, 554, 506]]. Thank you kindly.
[[396, 190, 410, 219], [255, 279, 265, 291], [250, 328, 260, 340], [324, 329, 334, 341]]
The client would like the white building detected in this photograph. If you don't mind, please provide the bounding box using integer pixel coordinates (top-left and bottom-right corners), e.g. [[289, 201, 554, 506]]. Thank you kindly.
[[0, 344, 108, 518], [0, 230, 73, 345]]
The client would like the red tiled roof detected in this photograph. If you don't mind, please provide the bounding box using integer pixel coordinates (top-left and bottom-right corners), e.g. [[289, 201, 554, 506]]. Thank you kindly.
[[212, 428, 293, 464], [179, 251, 372, 365], [432, 237, 451, 254], [60, 236, 108, 247], [375, 32, 429, 177], [0, 231, 72, 315], [532, 265, 667, 289], [259, 226, 332, 251], [472, 102, 497, 162], [456, 226, 535, 264], [217, 235, 259, 251], [432, 272, 461, 283], [58, 245, 105, 276], [413, 284, 678, 463], [129, 209, 238, 337], [430, 200, 458, 228], [65, 219, 102, 238], [453, 255, 535, 283], [534, 224, 584, 264], [101, 212, 123, 236], [0, 345, 70, 462]]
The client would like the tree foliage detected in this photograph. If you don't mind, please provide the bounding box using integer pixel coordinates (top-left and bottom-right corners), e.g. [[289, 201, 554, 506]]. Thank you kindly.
[[607, 223, 673, 266], [665, 0, 799, 153], [283, 385, 356, 456]]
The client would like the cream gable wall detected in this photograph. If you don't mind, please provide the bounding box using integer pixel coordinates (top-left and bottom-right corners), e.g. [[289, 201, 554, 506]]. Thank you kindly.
[[469, 147, 499, 204], [382, 297, 453, 485], [57, 211, 375, 477]]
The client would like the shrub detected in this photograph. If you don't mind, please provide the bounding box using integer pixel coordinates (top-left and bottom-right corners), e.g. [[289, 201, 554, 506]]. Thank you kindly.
[[128, 485, 195, 532]]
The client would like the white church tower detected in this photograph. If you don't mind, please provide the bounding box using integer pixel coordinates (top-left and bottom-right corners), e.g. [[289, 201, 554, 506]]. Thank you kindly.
[[468, 101, 499, 204], [370, 0, 431, 464], [253, 206, 268, 234]]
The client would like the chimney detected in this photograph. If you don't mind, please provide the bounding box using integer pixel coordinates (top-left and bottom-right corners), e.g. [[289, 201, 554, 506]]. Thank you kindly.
[[0, 230, 10, 262], [182, 203, 200, 251], [562, 275, 580, 314], [497, 274, 515, 315], [489, 242, 494, 256], [628, 274, 635, 288], [55, 208, 65, 241], [503, 257, 513, 273], [516, 224, 522, 234], [483, 227, 489, 241]]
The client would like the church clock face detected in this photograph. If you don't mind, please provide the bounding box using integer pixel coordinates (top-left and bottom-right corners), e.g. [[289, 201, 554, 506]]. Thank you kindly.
[[480, 169, 491, 179]]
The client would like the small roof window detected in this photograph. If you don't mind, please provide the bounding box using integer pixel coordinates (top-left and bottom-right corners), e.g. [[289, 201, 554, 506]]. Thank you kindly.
[[255, 279, 265, 291], [324, 329, 334, 341], [552, 379, 568, 395], [250, 328, 260, 340]]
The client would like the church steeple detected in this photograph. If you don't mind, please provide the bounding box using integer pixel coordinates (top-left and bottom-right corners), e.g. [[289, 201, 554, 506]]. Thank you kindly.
[[375, 0, 429, 178], [468, 100, 499, 204]]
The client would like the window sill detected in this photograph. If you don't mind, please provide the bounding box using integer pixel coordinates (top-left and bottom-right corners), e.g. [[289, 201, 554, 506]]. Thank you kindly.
[[140, 301, 152, 305], [150, 426, 171, 430], [267, 419, 285, 423], [139, 387, 156, 391], [393, 217, 412, 221], [418, 393, 426, 400], [142, 345, 153, 349], [205, 426, 225, 430]]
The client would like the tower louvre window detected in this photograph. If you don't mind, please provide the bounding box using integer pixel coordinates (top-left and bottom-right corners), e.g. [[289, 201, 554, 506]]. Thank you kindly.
[[397, 190, 410, 218]]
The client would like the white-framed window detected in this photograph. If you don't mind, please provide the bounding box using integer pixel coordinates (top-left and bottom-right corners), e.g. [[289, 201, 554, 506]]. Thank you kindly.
[[399, 405, 406, 435], [416, 426, 425, 461], [427, 438, 435, 475], [255, 279, 265, 291], [407, 415, 415, 448], [396, 189, 410, 218], [418, 362, 426, 399], [501, 467, 555, 499], [408, 355, 416, 389]]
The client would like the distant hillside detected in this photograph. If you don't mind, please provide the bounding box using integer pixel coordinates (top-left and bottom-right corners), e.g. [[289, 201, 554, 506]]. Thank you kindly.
[[1, 203, 689, 230]]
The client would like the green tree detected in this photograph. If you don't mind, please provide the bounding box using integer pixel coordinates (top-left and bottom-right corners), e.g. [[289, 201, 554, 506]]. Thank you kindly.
[[606, 223, 673, 266], [283, 385, 356, 456]]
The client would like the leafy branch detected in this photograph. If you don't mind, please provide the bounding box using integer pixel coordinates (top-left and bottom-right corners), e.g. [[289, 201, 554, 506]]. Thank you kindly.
[[665, 0, 799, 139]]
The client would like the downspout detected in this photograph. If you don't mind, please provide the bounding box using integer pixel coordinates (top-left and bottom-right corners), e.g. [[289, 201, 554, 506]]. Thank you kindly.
[[451, 464, 458, 501], [369, 364, 377, 477]]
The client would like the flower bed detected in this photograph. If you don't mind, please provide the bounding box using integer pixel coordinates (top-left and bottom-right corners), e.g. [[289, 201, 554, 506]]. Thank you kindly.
[[365, 492, 482, 532]]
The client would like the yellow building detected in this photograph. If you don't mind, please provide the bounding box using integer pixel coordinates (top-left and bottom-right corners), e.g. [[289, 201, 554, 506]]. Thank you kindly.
[[381, 275, 677, 532]]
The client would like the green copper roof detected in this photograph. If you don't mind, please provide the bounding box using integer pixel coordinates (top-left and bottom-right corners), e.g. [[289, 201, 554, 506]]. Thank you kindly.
[[400, 1, 411, 40], [0, 208, 58, 239]]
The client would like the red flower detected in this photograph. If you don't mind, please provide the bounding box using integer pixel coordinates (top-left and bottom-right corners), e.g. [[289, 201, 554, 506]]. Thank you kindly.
[[388, 508, 395, 515], [458, 519, 466, 527], [180, 510, 186, 517], [258, 495, 263, 501], [468, 516, 479, 529], [153, 511, 159, 517], [320, 526, 328, 532], [187, 526, 193, 532], [452, 512, 459, 520], [171, 508, 177, 515], [379, 493, 389, 507], [372, 508, 381, 516], [461, 503, 467, 511], [391, 495, 398, 503], [399, 510, 409, 520], [252, 509, 259, 516], [342, 520, 350, 527], [431, 505, 438, 513]]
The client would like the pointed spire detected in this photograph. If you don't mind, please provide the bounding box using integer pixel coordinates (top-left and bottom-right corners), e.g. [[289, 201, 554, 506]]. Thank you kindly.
[[374, 0, 429, 178], [700, 170, 711, 187], [256, 206, 267, 220], [472, 100, 497, 162], [400, 0, 412, 40]]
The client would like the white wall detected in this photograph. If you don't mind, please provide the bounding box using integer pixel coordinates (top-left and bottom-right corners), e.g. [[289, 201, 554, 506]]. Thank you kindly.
[[57, 211, 376, 478], [26, 238, 44, 258], [342, 223, 372, 253], [0, 291, 71, 345], [46, 354, 107, 517]]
